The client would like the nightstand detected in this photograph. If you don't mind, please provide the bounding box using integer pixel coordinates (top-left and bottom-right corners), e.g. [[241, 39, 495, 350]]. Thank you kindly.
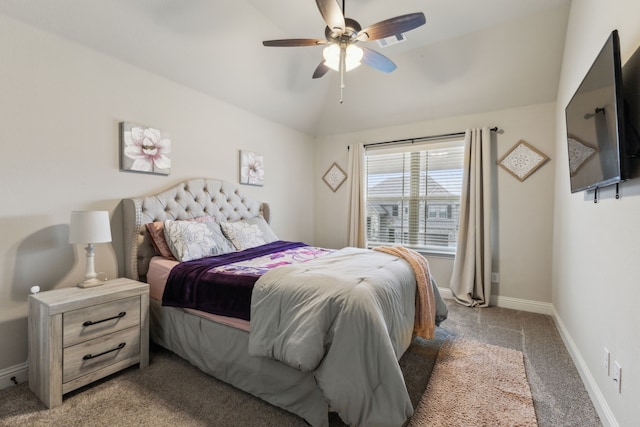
[[28, 278, 149, 408]]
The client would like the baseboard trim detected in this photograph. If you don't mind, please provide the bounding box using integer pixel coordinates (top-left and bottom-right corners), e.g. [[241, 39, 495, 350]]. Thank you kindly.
[[552, 309, 618, 427], [0, 361, 28, 391], [491, 294, 553, 315], [437, 287, 453, 300], [437, 287, 553, 315]]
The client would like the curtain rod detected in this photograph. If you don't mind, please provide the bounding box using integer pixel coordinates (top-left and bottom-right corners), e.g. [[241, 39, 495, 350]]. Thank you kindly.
[[358, 126, 499, 150]]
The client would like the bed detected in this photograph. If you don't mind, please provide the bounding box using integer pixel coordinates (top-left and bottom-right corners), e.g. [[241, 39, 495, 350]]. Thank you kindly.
[[122, 177, 447, 427]]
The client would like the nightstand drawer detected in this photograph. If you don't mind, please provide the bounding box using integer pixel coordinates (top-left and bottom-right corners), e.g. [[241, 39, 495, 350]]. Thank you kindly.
[[63, 296, 140, 347], [63, 326, 140, 383]]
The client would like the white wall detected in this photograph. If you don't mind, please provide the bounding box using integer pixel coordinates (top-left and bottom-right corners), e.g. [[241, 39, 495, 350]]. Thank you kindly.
[[0, 15, 315, 371], [552, 1, 640, 426], [314, 102, 556, 304]]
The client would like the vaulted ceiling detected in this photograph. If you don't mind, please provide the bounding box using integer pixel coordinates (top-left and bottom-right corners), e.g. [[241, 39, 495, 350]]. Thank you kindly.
[[0, 0, 571, 136]]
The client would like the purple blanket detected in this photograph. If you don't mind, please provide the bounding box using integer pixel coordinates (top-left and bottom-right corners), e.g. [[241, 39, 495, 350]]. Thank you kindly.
[[162, 241, 307, 320]]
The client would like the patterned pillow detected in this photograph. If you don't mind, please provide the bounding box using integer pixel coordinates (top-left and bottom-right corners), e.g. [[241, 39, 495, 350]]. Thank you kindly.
[[243, 216, 278, 244], [200, 220, 237, 254], [220, 221, 266, 251], [163, 220, 218, 261], [146, 216, 236, 259]]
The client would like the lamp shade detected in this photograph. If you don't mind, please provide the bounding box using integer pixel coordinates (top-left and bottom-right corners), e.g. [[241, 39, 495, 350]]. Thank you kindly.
[[69, 211, 112, 244]]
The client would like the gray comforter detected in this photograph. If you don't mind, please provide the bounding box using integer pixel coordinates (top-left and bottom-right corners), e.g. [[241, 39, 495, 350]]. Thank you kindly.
[[248, 247, 447, 427]]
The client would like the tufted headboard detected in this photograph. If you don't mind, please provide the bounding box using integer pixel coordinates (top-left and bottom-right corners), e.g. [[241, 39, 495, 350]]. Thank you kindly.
[[122, 178, 270, 282]]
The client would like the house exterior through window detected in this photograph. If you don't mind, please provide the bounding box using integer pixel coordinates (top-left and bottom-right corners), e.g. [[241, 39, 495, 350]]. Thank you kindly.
[[365, 138, 465, 255]]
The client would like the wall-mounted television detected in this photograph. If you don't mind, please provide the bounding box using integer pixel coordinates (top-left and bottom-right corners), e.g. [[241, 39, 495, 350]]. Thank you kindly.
[[565, 30, 627, 193]]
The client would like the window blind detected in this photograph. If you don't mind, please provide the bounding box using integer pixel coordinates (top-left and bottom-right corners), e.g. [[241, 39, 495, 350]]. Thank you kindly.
[[365, 139, 465, 253]]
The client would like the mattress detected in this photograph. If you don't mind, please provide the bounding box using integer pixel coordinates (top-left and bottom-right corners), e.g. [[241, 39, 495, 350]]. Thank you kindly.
[[146, 256, 251, 332]]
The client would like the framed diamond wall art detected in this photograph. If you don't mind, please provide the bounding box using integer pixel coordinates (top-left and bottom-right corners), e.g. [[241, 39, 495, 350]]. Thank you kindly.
[[323, 162, 347, 192], [498, 140, 550, 182]]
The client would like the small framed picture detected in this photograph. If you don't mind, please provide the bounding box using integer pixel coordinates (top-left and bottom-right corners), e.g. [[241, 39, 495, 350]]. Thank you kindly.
[[239, 150, 264, 186], [323, 162, 347, 192], [120, 122, 171, 175], [497, 140, 549, 182]]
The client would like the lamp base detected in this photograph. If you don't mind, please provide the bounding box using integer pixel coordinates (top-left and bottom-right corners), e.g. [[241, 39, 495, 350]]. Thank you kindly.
[[77, 278, 105, 288]]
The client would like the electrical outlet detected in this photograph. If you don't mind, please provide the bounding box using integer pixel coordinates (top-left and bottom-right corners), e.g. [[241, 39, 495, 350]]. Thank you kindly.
[[491, 272, 500, 283], [603, 347, 610, 375], [613, 361, 622, 393]]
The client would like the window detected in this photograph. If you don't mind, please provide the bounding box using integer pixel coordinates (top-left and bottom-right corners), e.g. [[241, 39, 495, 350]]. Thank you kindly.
[[365, 139, 465, 254], [427, 204, 450, 219]]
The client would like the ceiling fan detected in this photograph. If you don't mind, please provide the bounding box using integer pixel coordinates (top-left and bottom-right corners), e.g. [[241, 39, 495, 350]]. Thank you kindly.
[[262, 0, 426, 102]]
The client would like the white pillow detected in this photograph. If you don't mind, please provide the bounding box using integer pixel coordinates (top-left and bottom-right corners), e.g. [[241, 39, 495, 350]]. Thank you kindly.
[[220, 221, 266, 250], [244, 216, 278, 243], [164, 220, 218, 261]]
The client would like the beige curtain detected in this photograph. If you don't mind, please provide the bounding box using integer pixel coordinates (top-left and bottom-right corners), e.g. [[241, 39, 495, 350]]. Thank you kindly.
[[449, 128, 492, 307], [347, 143, 366, 248]]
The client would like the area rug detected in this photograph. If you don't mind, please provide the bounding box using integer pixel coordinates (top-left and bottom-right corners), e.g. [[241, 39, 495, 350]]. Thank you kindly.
[[408, 337, 538, 427]]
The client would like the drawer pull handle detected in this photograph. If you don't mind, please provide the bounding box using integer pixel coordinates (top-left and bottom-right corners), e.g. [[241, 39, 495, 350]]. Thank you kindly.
[[83, 311, 126, 327], [83, 342, 126, 360]]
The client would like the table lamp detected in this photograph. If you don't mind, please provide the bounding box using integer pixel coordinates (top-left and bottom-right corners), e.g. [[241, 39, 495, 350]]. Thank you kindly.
[[69, 210, 112, 288]]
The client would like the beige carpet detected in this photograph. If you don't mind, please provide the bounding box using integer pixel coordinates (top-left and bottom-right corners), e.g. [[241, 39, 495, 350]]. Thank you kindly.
[[1, 337, 537, 427], [409, 337, 537, 427]]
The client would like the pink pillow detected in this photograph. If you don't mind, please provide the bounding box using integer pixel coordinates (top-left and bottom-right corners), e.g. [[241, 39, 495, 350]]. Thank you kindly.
[[146, 222, 175, 259]]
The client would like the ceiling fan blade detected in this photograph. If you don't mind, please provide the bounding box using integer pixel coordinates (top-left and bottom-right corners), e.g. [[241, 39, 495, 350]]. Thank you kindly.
[[315, 0, 345, 35], [361, 47, 397, 73], [356, 12, 426, 42], [263, 39, 327, 47], [312, 62, 331, 79]]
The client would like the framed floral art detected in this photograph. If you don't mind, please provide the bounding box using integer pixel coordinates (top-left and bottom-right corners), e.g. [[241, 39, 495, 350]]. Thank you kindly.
[[119, 122, 171, 175], [239, 150, 264, 186]]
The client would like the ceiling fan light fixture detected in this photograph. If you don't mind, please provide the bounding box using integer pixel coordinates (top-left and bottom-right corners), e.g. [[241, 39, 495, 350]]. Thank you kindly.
[[261, 1, 426, 102], [322, 44, 363, 72]]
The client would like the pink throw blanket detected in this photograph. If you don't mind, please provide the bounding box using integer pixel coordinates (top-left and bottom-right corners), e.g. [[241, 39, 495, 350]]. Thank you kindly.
[[374, 246, 436, 339]]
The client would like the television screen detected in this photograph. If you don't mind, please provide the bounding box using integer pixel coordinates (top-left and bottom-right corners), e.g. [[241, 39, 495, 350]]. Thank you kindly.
[[565, 30, 626, 193]]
